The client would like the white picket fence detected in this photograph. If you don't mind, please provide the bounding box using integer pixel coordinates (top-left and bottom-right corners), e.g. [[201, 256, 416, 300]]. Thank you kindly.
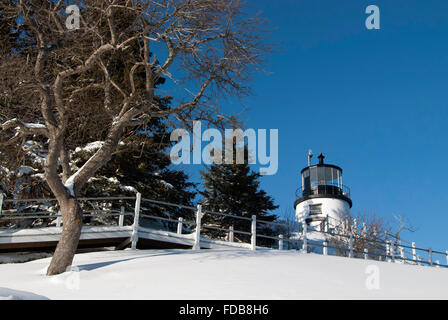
[[0, 193, 447, 268], [297, 218, 448, 268]]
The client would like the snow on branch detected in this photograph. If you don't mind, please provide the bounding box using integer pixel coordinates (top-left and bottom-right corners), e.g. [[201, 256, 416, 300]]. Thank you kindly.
[[1, 118, 49, 139], [74, 141, 105, 154]]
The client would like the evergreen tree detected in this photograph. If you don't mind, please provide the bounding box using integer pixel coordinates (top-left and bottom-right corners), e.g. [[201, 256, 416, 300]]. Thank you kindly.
[[0, 8, 197, 229], [78, 112, 197, 227], [0, 118, 197, 230], [200, 144, 278, 246], [0, 33, 196, 228]]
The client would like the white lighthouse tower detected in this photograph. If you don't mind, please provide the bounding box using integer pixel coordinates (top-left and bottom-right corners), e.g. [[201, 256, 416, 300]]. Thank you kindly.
[[294, 151, 352, 231]]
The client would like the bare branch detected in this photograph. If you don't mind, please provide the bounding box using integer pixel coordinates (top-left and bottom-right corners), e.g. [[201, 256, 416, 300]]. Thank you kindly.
[[1, 118, 49, 137]]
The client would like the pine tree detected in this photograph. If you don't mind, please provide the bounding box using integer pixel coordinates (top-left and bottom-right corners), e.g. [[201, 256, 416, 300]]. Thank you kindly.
[[0, 13, 197, 229], [200, 145, 278, 246], [78, 112, 197, 227], [0, 51, 196, 229]]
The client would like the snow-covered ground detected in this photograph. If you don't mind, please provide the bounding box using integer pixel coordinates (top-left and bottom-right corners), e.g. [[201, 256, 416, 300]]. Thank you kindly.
[[0, 249, 447, 300], [0, 252, 53, 264]]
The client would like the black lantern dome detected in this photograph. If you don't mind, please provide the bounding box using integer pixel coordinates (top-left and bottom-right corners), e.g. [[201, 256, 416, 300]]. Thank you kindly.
[[294, 153, 352, 208]]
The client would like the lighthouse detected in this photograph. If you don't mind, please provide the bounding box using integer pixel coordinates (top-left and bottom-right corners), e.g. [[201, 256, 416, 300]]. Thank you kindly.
[[294, 151, 352, 231]]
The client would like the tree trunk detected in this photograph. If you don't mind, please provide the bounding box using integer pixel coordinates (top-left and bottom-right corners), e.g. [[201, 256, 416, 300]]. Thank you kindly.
[[46, 197, 83, 275]]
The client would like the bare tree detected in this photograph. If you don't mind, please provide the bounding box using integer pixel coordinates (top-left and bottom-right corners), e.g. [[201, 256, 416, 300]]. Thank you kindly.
[[0, 0, 270, 275], [392, 214, 416, 238], [327, 211, 415, 259], [327, 212, 392, 259]]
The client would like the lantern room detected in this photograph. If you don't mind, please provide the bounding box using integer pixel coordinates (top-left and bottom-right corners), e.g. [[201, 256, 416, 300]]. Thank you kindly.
[[295, 152, 352, 228]]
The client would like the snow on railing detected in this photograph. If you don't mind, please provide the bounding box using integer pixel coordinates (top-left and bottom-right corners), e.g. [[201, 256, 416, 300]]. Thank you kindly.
[[0, 196, 136, 229], [0, 194, 446, 269]]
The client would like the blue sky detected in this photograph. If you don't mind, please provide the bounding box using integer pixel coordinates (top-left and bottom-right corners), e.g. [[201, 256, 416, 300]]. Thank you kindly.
[[179, 0, 448, 252]]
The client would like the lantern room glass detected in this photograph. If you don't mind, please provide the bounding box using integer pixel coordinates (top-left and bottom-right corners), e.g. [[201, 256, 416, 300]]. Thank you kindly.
[[302, 166, 342, 191]]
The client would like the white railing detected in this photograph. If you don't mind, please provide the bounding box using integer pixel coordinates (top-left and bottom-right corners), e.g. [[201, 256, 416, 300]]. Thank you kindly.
[[297, 215, 448, 268], [0, 193, 446, 268]]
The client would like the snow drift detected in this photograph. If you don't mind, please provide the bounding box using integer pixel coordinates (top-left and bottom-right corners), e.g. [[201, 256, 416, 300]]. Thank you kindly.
[[0, 249, 447, 300]]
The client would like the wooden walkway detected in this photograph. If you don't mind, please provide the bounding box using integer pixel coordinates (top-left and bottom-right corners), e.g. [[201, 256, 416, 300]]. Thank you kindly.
[[0, 225, 251, 252]]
